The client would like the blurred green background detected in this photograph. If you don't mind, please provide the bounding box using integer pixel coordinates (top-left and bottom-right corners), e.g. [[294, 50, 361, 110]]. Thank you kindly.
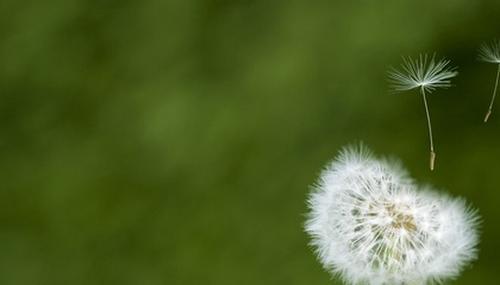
[[0, 0, 499, 284]]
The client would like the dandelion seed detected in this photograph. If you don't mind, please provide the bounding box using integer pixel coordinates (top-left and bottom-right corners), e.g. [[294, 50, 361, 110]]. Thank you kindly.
[[478, 39, 500, 63], [388, 54, 458, 170], [478, 39, 500, 122], [305, 145, 479, 285]]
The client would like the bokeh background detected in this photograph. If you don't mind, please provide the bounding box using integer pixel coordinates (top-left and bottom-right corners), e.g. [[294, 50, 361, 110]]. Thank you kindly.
[[1, 0, 499, 284]]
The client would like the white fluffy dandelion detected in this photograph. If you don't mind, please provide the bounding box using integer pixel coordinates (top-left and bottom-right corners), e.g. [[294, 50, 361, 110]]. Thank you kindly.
[[478, 39, 500, 122], [305, 145, 479, 285], [388, 54, 458, 171]]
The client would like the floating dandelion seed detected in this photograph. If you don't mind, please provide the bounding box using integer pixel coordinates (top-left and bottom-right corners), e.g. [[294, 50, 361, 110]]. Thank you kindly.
[[305, 145, 479, 285], [478, 39, 500, 122], [388, 54, 458, 171]]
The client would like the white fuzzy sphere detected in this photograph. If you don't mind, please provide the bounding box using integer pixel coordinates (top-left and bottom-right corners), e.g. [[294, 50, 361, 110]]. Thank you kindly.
[[305, 146, 479, 285]]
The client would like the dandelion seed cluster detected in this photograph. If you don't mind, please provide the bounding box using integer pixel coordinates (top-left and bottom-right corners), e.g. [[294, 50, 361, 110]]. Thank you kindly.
[[306, 146, 479, 285]]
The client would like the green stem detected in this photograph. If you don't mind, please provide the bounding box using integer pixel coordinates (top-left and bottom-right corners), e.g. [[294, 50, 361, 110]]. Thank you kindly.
[[420, 87, 435, 171], [484, 63, 500, 122]]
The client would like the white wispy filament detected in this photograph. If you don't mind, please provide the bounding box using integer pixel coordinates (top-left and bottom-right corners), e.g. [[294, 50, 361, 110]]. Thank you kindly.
[[306, 146, 479, 285], [478, 39, 500, 122], [388, 54, 458, 93], [388, 54, 458, 171]]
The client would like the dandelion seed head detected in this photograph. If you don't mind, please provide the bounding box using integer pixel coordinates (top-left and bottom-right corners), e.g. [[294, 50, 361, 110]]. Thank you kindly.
[[478, 39, 500, 64], [388, 54, 458, 93], [305, 145, 479, 285]]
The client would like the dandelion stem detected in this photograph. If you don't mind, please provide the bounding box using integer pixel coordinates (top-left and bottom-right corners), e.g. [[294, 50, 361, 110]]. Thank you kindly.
[[484, 63, 500, 122], [420, 87, 435, 171]]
